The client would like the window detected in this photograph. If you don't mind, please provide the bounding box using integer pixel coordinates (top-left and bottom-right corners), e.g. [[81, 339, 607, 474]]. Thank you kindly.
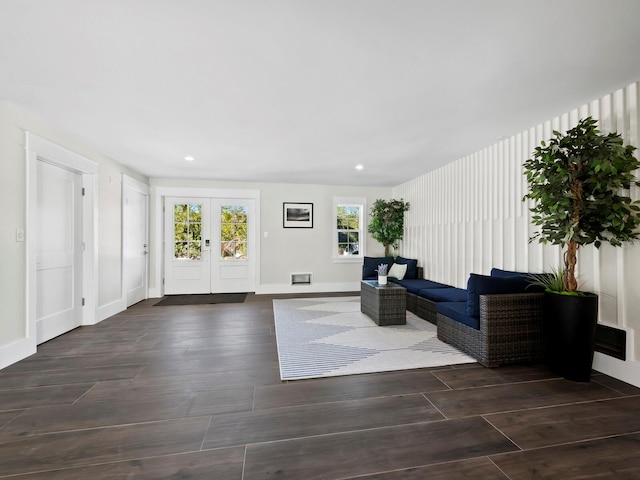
[[220, 204, 248, 260], [334, 197, 366, 261], [337, 206, 360, 255], [173, 203, 202, 260]]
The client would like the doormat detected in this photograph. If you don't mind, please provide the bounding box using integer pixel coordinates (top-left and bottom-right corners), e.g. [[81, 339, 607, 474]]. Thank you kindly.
[[273, 296, 475, 380], [154, 293, 248, 306]]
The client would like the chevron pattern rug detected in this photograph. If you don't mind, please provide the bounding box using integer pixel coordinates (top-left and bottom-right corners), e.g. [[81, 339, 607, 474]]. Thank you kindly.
[[273, 296, 475, 380]]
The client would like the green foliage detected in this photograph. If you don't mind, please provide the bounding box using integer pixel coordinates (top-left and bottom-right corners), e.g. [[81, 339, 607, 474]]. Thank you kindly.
[[337, 206, 361, 255], [523, 117, 640, 291], [367, 199, 410, 256], [174, 203, 202, 259], [337, 206, 360, 230], [173, 203, 249, 260], [527, 267, 584, 296], [221, 205, 248, 259]]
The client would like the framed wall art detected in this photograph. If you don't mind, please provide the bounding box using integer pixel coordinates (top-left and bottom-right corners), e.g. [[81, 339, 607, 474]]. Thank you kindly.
[[283, 202, 313, 228]]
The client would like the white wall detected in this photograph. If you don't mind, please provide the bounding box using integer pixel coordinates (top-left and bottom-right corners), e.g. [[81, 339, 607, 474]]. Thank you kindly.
[[394, 81, 640, 387], [0, 103, 28, 353], [0, 101, 147, 369], [97, 164, 129, 318], [149, 178, 390, 295]]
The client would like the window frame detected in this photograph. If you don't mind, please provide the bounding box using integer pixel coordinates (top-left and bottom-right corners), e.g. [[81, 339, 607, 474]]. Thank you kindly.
[[333, 196, 366, 263]]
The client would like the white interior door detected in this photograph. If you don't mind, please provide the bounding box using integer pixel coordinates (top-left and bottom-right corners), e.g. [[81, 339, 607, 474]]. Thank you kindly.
[[211, 199, 256, 293], [35, 160, 82, 343], [164, 197, 211, 294], [123, 177, 149, 306]]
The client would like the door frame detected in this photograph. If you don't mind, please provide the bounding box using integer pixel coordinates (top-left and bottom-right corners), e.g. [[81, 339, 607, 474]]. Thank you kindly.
[[26, 132, 98, 352], [150, 186, 260, 298], [122, 174, 150, 306]]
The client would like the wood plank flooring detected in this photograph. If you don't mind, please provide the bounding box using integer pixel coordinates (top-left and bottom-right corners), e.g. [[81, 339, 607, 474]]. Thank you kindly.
[[1, 293, 639, 479]]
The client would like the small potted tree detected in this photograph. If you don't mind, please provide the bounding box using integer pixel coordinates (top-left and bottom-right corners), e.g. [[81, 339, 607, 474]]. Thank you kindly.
[[523, 117, 640, 381], [368, 199, 410, 256]]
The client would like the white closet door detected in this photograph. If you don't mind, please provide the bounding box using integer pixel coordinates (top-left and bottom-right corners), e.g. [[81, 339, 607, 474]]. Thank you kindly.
[[35, 160, 83, 343], [124, 177, 149, 306]]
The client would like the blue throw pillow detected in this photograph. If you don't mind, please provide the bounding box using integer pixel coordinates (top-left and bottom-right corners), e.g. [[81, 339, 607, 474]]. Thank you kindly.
[[490, 268, 545, 292], [362, 256, 394, 279], [466, 273, 530, 317], [490, 268, 529, 278], [395, 256, 419, 279]]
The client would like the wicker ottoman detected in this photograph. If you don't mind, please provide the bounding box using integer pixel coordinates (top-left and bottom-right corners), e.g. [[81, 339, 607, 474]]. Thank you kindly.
[[360, 280, 406, 325]]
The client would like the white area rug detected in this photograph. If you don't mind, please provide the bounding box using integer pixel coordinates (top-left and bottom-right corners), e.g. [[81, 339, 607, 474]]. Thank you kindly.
[[273, 296, 475, 380]]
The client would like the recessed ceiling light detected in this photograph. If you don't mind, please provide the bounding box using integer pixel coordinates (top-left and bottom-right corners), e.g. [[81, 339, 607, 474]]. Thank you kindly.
[[184, 155, 195, 162], [355, 164, 364, 170]]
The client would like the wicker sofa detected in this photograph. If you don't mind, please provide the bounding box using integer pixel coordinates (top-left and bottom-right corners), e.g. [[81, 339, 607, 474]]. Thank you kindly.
[[362, 258, 545, 367], [436, 292, 544, 367], [362, 256, 452, 318]]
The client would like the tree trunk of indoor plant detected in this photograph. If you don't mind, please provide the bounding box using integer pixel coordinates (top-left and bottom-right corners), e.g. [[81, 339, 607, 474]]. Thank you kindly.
[[543, 291, 598, 382]]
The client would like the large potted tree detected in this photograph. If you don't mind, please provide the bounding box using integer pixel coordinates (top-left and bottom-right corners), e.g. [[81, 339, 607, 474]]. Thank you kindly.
[[523, 117, 640, 381], [368, 199, 410, 256]]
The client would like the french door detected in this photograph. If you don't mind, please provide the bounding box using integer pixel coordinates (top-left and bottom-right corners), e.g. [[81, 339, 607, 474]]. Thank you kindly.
[[163, 197, 256, 294]]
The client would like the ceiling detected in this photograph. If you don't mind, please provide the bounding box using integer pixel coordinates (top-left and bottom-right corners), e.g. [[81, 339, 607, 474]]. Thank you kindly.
[[2, 0, 640, 187]]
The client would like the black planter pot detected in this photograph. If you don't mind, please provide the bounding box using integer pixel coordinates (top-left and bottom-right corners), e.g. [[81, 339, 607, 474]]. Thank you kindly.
[[543, 291, 598, 382]]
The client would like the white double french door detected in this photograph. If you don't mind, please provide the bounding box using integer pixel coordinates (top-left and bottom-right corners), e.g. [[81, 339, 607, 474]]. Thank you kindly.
[[163, 197, 256, 294]]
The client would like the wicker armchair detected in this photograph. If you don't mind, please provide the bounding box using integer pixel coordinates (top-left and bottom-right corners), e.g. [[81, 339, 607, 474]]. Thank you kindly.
[[437, 292, 545, 367]]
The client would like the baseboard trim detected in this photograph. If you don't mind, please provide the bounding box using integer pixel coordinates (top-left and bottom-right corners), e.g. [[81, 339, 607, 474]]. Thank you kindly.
[[256, 281, 361, 295], [96, 298, 126, 323], [593, 352, 640, 388], [0, 337, 36, 370], [148, 287, 162, 298]]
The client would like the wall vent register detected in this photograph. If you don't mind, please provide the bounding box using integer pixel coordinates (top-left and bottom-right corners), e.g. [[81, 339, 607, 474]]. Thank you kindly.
[[291, 273, 312, 285]]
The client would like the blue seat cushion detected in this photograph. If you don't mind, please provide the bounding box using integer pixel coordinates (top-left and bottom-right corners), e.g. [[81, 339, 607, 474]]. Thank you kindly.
[[437, 301, 479, 330], [394, 256, 419, 279], [390, 278, 451, 294], [466, 273, 532, 317], [418, 287, 467, 302], [362, 256, 394, 279]]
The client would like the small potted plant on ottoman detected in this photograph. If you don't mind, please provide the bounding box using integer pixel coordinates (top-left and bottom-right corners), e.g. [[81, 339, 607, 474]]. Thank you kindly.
[[377, 263, 389, 285]]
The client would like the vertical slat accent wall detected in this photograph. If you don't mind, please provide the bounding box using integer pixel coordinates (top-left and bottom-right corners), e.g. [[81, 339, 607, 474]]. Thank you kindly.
[[393, 80, 640, 364]]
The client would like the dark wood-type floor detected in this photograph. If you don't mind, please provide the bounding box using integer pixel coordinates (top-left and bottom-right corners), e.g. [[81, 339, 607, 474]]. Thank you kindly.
[[1, 293, 640, 479]]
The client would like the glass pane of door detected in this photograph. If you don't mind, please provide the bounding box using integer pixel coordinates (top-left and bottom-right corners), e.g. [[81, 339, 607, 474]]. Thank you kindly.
[[220, 205, 248, 260], [173, 203, 202, 260]]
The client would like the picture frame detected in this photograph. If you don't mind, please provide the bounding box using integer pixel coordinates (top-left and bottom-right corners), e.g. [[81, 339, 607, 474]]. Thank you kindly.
[[283, 202, 313, 228]]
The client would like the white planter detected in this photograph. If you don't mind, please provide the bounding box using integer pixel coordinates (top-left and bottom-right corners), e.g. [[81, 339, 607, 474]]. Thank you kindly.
[[378, 275, 388, 285]]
